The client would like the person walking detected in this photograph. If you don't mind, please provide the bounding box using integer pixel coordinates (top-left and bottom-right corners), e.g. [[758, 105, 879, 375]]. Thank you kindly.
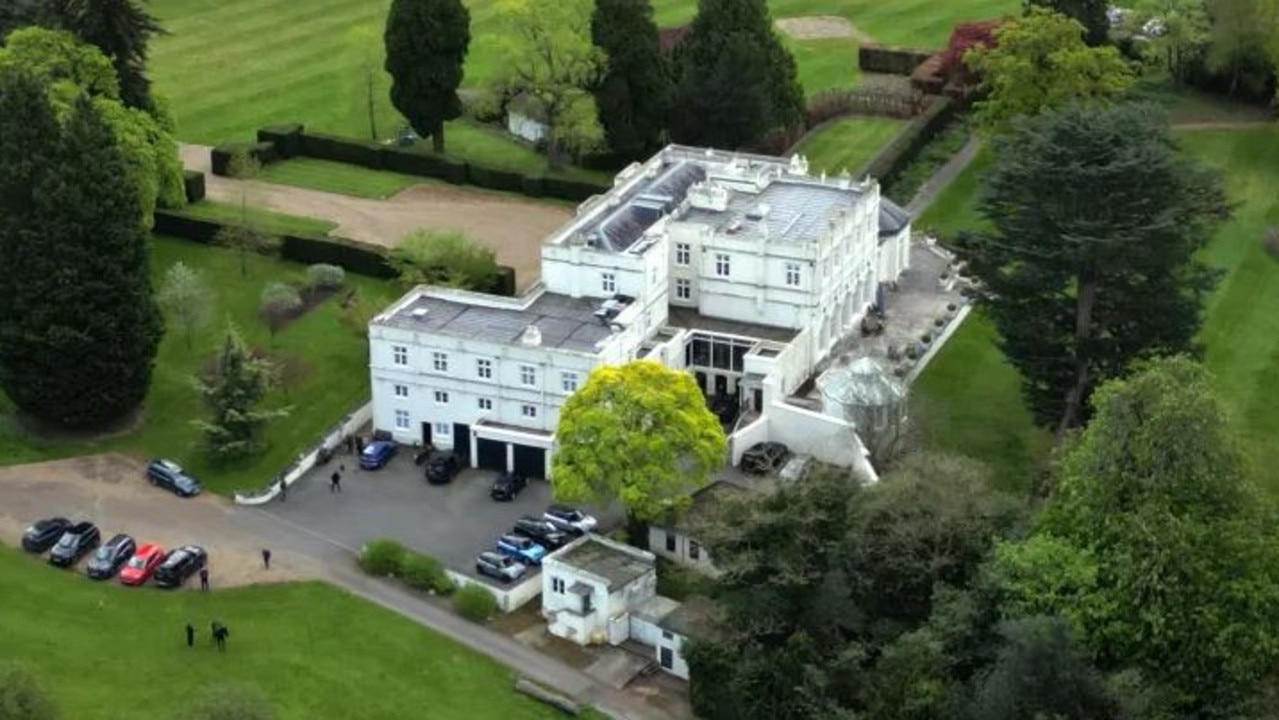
[[330, 470, 342, 493], [199, 567, 209, 591], [212, 621, 229, 653], [185, 622, 195, 648], [261, 548, 272, 570], [277, 478, 287, 502]]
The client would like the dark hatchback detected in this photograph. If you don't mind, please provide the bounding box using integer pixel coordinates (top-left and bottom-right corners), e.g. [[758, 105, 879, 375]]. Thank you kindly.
[[49, 521, 101, 567], [153, 545, 208, 589], [425, 452, 461, 485], [490, 472, 527, 501], [86, 533, 137, 580], [21, 517, 72, 553], [146, 458, 202, 497]]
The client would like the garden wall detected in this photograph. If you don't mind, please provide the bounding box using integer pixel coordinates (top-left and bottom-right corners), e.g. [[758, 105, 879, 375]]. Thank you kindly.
[[859, 44, 936, 76], [445, 569, 543, 613]]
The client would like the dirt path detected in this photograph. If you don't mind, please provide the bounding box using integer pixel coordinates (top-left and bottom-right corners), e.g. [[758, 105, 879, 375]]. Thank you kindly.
[[0, 454, 326, 588], [1170, 120, 1275, 131], [775, 15, 876, 44], [182, 145, 573, 292]]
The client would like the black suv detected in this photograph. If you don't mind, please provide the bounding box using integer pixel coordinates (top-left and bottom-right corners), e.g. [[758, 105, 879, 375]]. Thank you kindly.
[[154, 545, 208, 588], [424, 452, 461, 485], [512, 516, 571, 551], [741, 441, 790, 475], [146, 458, 202, 497], [86, 533, 137, 580], [490, 472, 527, 501], [21, 517, 71, 553], [49, 521, 101, 567]]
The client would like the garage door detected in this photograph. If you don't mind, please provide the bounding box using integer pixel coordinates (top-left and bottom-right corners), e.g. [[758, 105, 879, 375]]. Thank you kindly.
[[475, 438, 506, 472], [512, 444, 546, 479]]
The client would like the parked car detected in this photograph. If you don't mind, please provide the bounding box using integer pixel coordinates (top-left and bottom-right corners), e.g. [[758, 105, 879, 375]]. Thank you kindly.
[[740, 441, 790, 475], [21, 517, 71, 553], [475, 551, 528, 584], [48, 521, 101, 567], [153, 545, 208, 589], [86, 533, 137, 580], [490, 472, 527, 501], [497, 534, 547, 566], [543, 505, 597, 536], [512, 516, 571, 551], [359, 440, 398, 470], [119, 544, 167, 586], [424, 451, 461, 485], [146, 458, 202, 497]]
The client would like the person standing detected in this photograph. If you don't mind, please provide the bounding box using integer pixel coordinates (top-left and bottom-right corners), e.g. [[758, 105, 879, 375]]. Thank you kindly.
[[330, 470, 342, 493], [185, 622, 195, 648], [261, 548, 272, 570], [199, 567, 209, 591], [277, 478, 287, 502]]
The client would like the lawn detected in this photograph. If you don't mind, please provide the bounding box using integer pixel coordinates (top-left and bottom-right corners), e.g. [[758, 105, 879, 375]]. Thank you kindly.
[[795, 115, 906, 175], [258, 157, 427, 199], [914, 145, 992, 237], [182, 199, 339, 236], [0, 236, 400, 495], [0, 545, 579, 720]]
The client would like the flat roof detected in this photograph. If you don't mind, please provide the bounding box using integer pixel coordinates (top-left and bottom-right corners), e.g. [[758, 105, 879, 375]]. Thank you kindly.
[[666, 305, 800, 343], [556, 536, 654, 588], [682, 180, 863, 244], [378, 291, 616, 353], [658, 595, 719, 638]]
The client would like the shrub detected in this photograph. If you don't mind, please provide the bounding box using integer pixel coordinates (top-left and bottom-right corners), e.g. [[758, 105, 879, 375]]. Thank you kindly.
[[391, 230, 498, 290], [306, 263, 346, 290], [182, 170, 206, 203], [400, 551, 456, 595], [921, 332, 932, 344], [934, 317, 945, 327], [453, 584, 499, 622], [261, 282, 301, 312], [947, 302, 958, 311], [359, 538, 406, 576]]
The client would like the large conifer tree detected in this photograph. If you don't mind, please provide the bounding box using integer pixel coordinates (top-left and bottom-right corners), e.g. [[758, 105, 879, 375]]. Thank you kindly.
[[590, 0, 671, 161], [52, 0, 165, 110], [0, 86, 163, 429], [384, 0, 471, 152]]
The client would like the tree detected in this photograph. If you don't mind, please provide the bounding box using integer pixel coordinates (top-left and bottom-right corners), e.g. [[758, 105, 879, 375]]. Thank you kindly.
[[52, 0, 165, 110], [390, 229, 498, 290], [552, 361, 726, 521], [192, 325, 288, 461], [345, 24, 391, 141], [955, 102, 1227, 433], [670, 0, 803, 149], [1204, 0, 1279, 97], [157, 262, 213, 350], [966, 8, 1135, 133], [177, 684, 275, 720], [1126, 0, 1210, 85], [996, 358, 1279, 717], [0, 663, 58, 720], [969, 617, 1112, 720], [0, 1, 54, 40], [590, 0, 671, 161], [260, 282, 302, 337], [383, 0, 470, 153], [216, 150, 277, 277], [496, 0, 604, 168], [0, 90, 163, 429], [1025, 0, 1111, 45]]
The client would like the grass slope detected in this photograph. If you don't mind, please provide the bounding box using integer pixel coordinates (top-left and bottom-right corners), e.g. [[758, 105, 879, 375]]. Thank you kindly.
[[796, 116, 905, 175], [914, 146, 992, 237], [0, 236, 398, 495], [0, 545, 571, 720]]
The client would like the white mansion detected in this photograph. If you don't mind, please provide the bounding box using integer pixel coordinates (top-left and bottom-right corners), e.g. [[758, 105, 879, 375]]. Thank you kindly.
[[368, 145, 911, 480]]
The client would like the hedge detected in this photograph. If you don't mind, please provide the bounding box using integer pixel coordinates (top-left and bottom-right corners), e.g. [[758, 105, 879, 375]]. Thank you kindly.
[[359, 538, 407, 576], [467, 162, 527, 194], [182, 170, 206, 203], [858, 96, 958, 186], [453, 584, 499, 622], [299, 132, 384, 170], [858, 44, 936, 75], [258, 123, 304, 159], [380, 145, 468, 184], [400, 551, 456, 595], [211, 140, 278, 176], [154, 209, 222, 243], [279, 234, 398, 279]]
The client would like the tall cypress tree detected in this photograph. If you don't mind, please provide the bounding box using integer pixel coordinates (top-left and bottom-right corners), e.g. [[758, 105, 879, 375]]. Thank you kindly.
[[384, 0, 471, 152], [0, 90, 163, 429], [670, 0, 804, 149], [53, 0, 165, 110], [590, 0, 671, 161]]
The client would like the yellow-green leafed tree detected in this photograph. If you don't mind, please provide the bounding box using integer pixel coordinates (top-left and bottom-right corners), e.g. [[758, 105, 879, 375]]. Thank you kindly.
[[552, 360, 727, 522]]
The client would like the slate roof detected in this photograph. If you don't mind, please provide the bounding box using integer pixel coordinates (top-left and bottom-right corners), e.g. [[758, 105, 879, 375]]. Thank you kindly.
[[378, 291, 614, 354]]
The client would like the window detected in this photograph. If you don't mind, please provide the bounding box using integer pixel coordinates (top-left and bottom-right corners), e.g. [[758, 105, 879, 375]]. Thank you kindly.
[[561, 372, 579, 393], [675, 278, 691, 300], [689, 541, 701, 560], [665, 532, 676, 553], [477, 397, 493, 411], [434, 422, 451, 437], [433, 390, 449, 404], [476, 358, 492, 380], [392, 345, 408, 366], [582, 591, 593, 615], [431, 351, 448, 372], [519, 365, 537, 387], [393, 384, 408, 398], [521, 404, 538, 418], [675, 243, 690, 266], [662, 630, 674, 641], [394, 409, 410, 430], [785, 262, 801, 287], [601, 272, 616, 293], [714, 253, 730, 277], [551, 577, 565, 593]]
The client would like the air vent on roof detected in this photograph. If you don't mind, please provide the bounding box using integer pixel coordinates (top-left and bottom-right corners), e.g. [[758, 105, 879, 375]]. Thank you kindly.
[[410, 307, 429, 319], [745, 203, 771, 221], [726, 219, 743, 234], [520, 325, 543, 347]]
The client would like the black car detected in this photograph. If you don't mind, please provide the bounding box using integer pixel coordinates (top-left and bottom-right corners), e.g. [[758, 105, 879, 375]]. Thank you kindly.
[[741, 441, 791, 475], [21, 517, 71, 553], [424, 452, 461, 485], [512, 516, 571, 551], [153, 545, 208, 589], [490, 472, 527, 501], [146, 458, 202, 497], [86, 533, 137, 580], [48, 521, 101, 567]]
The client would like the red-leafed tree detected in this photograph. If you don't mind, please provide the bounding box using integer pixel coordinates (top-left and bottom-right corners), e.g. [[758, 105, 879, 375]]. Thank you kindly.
[[942, 19, 1002, 86]]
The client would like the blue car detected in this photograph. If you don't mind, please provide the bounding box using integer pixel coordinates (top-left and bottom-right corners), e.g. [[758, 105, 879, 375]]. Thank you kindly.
[[359, 440, 398, 470], [496, 534, 547, 566]]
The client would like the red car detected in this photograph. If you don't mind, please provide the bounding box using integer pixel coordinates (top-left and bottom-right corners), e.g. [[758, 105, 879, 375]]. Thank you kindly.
[[119, 544, 166, 586]]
